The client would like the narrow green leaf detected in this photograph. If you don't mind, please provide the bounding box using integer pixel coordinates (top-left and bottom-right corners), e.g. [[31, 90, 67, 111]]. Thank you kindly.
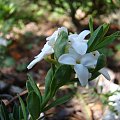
[[13, 104, 19, 120], [43, 93, 73, 111], [0, 106, 4, 120], [89, 54, 106, 81], [89, 16, 93, 35], [95, 54, 106, 71], [94, 31, 120, 50], [42, 65, 55, 108], [19, 106, 23, 120], [18, 96, 27, 120], [27, 74, 42, 103], [87, 24, 110, 52], [102, 24, 109, 37], [42, 67, 56, 109], [27, 91, 41, 120], [87, 25, 103, 52], [0, 101, 9, 120], [94, 24, 109, 45], [26, 80, 34, 93], [44, 68, 53, 98], [54, 31, 68, 59]]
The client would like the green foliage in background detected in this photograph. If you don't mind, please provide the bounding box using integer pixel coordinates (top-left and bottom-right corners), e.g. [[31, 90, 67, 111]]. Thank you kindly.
[[46, 0, 120, 27], [0, 0, 120, 35], [0, 0, 49, 35]]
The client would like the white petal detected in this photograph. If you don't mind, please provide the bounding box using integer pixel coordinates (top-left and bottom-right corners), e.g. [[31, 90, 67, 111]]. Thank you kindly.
[[58, 27, 68, 34], [27, 56, 44, 69], [46, 31, 58, 46], [46, 31, 58, 41], [68, 34, 78, 42], [58, 54, 76, 65], [69, 47, 81, 59], [35, 42, 54, 58], [74, 64, 89, 86], [99, 68, 111, 80], [47, 27, 68, 46], [78, 30, 90, 41], [71, 41, 88, 55], [42, 46, 54, 55], [81, 53, 97, 68]]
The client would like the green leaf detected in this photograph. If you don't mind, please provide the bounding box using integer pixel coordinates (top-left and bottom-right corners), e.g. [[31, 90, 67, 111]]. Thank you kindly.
[[89, 71, 100, 81], [13, 104, 19, 120], [43, 93, 73, 111], [42, 65, 72, 109], [87, 24, 110, 52], [54, 31, 68, 59], [87, 25, 103, 52], [89, 16, 93, 35], [44, 68, 54, 98], [49, 65, 72, 97], [42, 65, 58, 108], [19, 106, 23, 120], [55, 65, 72, 88], [26, 80, 34, 93], [27, 74, 42, 103], [95, 24, 109, 45], [0, 101, 9, 120], [102, 24, 109, 37], [27, 91, 41, 120], [18, 96, 27, 120], [95, 54, 106, 71], [94, 31, 120, 50], [89, 54, 106, 81]]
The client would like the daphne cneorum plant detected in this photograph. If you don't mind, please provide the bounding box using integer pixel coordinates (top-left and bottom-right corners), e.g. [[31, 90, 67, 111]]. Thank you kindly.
[[0, 18, 120, 120]]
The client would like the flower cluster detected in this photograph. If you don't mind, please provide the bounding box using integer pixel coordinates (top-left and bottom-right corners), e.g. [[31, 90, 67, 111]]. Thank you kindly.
[[27, 27, 110, 86]]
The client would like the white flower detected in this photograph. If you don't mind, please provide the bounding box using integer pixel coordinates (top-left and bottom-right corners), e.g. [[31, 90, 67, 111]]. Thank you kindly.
[[27, 27, 68, 69], [58, 48, 97, 86], [59, 48, 110, 86], [68, 30, 110, 80], [68, 30, 90, 55], [0, 37, 7, 46]]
